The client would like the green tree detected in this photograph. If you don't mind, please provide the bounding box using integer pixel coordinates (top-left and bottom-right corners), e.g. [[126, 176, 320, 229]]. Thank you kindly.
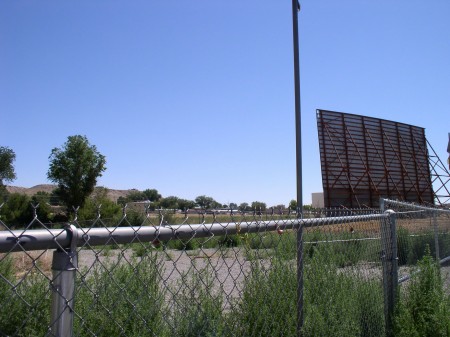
[[31, 191, 52, 223], [47, 135, 106, 210], [0, 193, 33, 228], [78, 187, 121, 221], [272, 204, 286, 210], [195, 195, 220, 210], [251, 201, 267, 211], [177, 198, 196, 211], [289, 199, 297, 210], [303, 204, 314, 211], [239, 202, 250, 211], [159, 196, 180, 209], [0, 146, 16, 202], [0, 146, 16, 186], [126, 190, 147, 202], [142, 189, 162, 202]]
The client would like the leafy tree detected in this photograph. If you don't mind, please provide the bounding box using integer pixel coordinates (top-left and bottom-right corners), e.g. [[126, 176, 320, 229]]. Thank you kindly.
[[239, 202, 250, 211], [272, 204, 286, 210], [0, 146, 16, 186], [178, 198, 196, 211], [142, 189, 161, 202], [0, 185, 8, 204], [212, 201, 222, 209], [159, 196, 180, 209], [289, 199, 297, 210], [117, 189, 162, 206], [251, 201, 267, 211], [195, 195, 221, 210], [78, 187, 121, 221], [49, 189, 62, 206], [229, 203, 238, 210], [0, 193, 33, 228], [125, 190, 147, 202], [117, 196, 128, 206], [304, 204, 314, 211], [31, 192, 52, 223], [47, 135, 106, 210]]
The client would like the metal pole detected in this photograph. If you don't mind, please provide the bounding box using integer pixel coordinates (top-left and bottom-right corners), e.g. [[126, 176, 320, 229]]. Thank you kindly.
[[49, 225, 78, 337], [380, 197, 385, 212], [292, 1, 303, 335], [0, 214, 388, 253], [292, 1, 302, 211], [433, 211, 440, 260]]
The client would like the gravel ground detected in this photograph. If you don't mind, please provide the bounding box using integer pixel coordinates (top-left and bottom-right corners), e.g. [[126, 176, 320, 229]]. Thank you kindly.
[[76, 247, 450, 302], [76, 247, 256, 308]]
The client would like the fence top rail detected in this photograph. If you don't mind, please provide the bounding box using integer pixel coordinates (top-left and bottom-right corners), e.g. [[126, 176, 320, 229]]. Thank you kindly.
[[381, 198, 450, 214], [0, 213, 387, 253]]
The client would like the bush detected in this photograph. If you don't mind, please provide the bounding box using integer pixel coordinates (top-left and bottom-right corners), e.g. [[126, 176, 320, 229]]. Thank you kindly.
[[396, 228, 449, 266], [74, 253, 167, 337], [302, 247, 385, 337], [168, 265, 226, 337], [397, 227, 412, 265], [218, 234, 241, 248], [0, 255, 50, 336], [393, 248, 450, 337], [230, 259, 297, 336], [0, 193, 33, 228]]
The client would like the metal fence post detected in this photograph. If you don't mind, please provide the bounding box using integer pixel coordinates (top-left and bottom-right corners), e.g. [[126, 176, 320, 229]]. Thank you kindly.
[[49, 225, 78, 337], [433, 210, 440, 261], [379, 198, 385, 212], [381, 210, 398, 337]]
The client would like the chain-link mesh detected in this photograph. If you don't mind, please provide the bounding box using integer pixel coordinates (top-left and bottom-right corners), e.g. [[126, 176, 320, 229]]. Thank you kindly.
[[302, 209, 386, 336], [3, 203, 443, 336], [382, 199, 450, 288], [381, 199, 450, 335]]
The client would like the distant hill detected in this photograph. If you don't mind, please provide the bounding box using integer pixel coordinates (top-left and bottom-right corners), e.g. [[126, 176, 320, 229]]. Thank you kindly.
[[6, 184, 133, 202]]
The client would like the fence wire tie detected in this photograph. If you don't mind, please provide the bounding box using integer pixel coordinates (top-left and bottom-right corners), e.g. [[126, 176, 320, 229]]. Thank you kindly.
[[31, 203, 39, 219], [79, 232, 90, 248], [63, 224, 79, 253], [72, 206, 79, 221], [96, 205, 102, 219]]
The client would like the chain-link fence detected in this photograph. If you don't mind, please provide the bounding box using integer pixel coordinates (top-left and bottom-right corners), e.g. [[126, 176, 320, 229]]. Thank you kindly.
[[0, 201, 448, 336], [381, 199, 450, 281], [381, 199, 450, 336]]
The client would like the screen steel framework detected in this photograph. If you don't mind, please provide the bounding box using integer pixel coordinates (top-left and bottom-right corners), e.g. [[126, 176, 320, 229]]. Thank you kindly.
[[317, 109, 434, 208]]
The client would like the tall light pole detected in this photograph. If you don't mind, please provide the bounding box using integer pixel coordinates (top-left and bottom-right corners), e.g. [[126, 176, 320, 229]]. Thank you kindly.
[[291, 0, 303, 335]]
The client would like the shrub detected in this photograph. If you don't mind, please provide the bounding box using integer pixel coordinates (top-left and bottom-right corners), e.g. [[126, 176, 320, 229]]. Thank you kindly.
[[0, 255, 50, 336], [218, 234, 241, 248], [0, 193, 33, 228], [397, 227, 412, 265], [393, 248, 450, 337], [230, 259, 297, 337], [303, 247, 385, 337], [74, 254, 167, 337], [168, 265, 226, 337]]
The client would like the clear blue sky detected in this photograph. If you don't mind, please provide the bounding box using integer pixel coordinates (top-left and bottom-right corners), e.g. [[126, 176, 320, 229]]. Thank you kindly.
[[1, 1, 449, 206]]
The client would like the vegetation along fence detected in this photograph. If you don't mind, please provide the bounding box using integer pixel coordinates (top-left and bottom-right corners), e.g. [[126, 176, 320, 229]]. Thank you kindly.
[[0, 199, 449, 336]]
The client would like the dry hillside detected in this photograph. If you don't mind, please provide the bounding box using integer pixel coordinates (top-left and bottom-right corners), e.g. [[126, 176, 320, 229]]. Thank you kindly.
[[6, 184, 133, 202]]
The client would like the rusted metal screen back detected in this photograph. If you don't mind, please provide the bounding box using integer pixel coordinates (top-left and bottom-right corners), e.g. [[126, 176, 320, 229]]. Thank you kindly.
[[317, 109, 434, 208]]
